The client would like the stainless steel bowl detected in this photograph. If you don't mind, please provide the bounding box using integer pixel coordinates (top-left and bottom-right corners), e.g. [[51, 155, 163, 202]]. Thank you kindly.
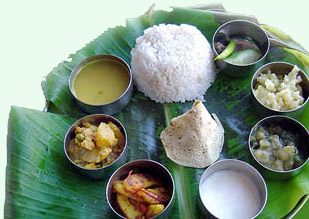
[[199, 159, 267, 218], [106, 159, 175, 218], [251, 62, 309, 118], [69, 54, 133, 115], [213, 20, 269, 77], [248, 115, 309, 180], [63, 114, 128, 179]]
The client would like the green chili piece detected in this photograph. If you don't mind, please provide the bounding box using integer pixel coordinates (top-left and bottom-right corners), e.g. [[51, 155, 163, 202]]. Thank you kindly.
[[214, 40, 236, 61]]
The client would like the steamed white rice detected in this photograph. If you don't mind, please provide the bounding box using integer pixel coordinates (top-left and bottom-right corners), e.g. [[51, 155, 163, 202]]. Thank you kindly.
[[130, 23, 216, 103]]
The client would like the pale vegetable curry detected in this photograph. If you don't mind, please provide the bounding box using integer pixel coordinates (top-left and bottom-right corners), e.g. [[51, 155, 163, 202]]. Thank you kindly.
[[250, 125, 303, 171], [253, 66, 304, 111], [68, 121, 125, 169]]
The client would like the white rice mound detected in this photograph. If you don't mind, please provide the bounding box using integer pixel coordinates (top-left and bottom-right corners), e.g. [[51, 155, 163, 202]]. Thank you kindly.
[[130, 23, 216, 103]]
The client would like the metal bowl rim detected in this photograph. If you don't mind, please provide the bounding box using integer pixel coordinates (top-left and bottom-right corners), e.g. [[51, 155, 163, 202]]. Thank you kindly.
[[251, 61, 309, 113], [248, 115, 309, 174], [69, 54, 133, 107], [63, 114, 128, 171], [212, 19, 270, 67]]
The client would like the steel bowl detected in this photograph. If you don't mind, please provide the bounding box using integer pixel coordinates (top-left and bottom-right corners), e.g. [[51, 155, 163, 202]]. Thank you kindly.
[[213, 20, 269, 77], [63, 114, 128, 179], [248, 115, 309, 180], [106, 159, 175, 218], [69, 54, 133, 115], [199, 159, 267, 218], [251, 61, 309, 118]]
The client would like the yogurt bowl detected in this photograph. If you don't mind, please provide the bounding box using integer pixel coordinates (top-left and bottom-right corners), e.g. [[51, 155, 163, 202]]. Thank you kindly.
[[199, 159, 267, 219]]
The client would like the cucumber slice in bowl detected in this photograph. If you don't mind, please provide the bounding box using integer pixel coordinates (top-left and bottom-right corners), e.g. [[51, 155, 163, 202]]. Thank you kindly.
[[224, 49, 262, 65]]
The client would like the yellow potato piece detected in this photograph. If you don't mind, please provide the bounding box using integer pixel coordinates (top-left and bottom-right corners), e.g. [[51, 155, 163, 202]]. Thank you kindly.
[[123, 173, 163, 193], [113, 181, 145, 203], [113, 181, 166, 205], [108, 121, 125, 147], [83, 163, 97, 169], [136, 190, 164, 205], [146, 188, 170, 203], [81, 147, 112, 163], [81, 138, 95, 150], [94, 122, 118, 147], [145, 204, 164, 218], [116, 194, 143, 219]]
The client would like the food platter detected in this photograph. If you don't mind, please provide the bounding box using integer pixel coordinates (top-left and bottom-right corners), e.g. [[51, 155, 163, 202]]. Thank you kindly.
[[5, 4, 309, 218]]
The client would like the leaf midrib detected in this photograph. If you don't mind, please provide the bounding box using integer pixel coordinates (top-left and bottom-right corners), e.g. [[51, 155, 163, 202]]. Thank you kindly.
[[164, 103, 195, 219]]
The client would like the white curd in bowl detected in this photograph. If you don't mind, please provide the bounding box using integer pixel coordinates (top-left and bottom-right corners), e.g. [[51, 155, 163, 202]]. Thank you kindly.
[[200, 169, 261, 219]]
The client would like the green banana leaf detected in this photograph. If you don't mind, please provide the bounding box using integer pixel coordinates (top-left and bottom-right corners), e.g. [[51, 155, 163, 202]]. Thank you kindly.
[[6, 5, 309, 219]]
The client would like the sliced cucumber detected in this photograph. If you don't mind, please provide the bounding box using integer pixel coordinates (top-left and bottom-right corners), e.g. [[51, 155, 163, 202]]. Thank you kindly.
[[224, 49, 262, 65]]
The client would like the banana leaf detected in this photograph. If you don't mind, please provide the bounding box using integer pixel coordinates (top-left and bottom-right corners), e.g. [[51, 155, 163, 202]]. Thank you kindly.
[[6, 5, 309, 219]]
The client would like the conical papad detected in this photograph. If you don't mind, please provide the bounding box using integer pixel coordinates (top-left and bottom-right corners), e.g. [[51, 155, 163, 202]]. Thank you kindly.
[[160, 100, 224, 168]]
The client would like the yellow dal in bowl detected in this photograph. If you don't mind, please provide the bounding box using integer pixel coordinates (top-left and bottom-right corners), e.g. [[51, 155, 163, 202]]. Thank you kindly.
[[73, 59, 130, 105]]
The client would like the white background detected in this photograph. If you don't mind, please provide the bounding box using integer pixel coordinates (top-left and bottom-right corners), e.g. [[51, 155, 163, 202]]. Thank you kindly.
[[1, 0, 308, 216]]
